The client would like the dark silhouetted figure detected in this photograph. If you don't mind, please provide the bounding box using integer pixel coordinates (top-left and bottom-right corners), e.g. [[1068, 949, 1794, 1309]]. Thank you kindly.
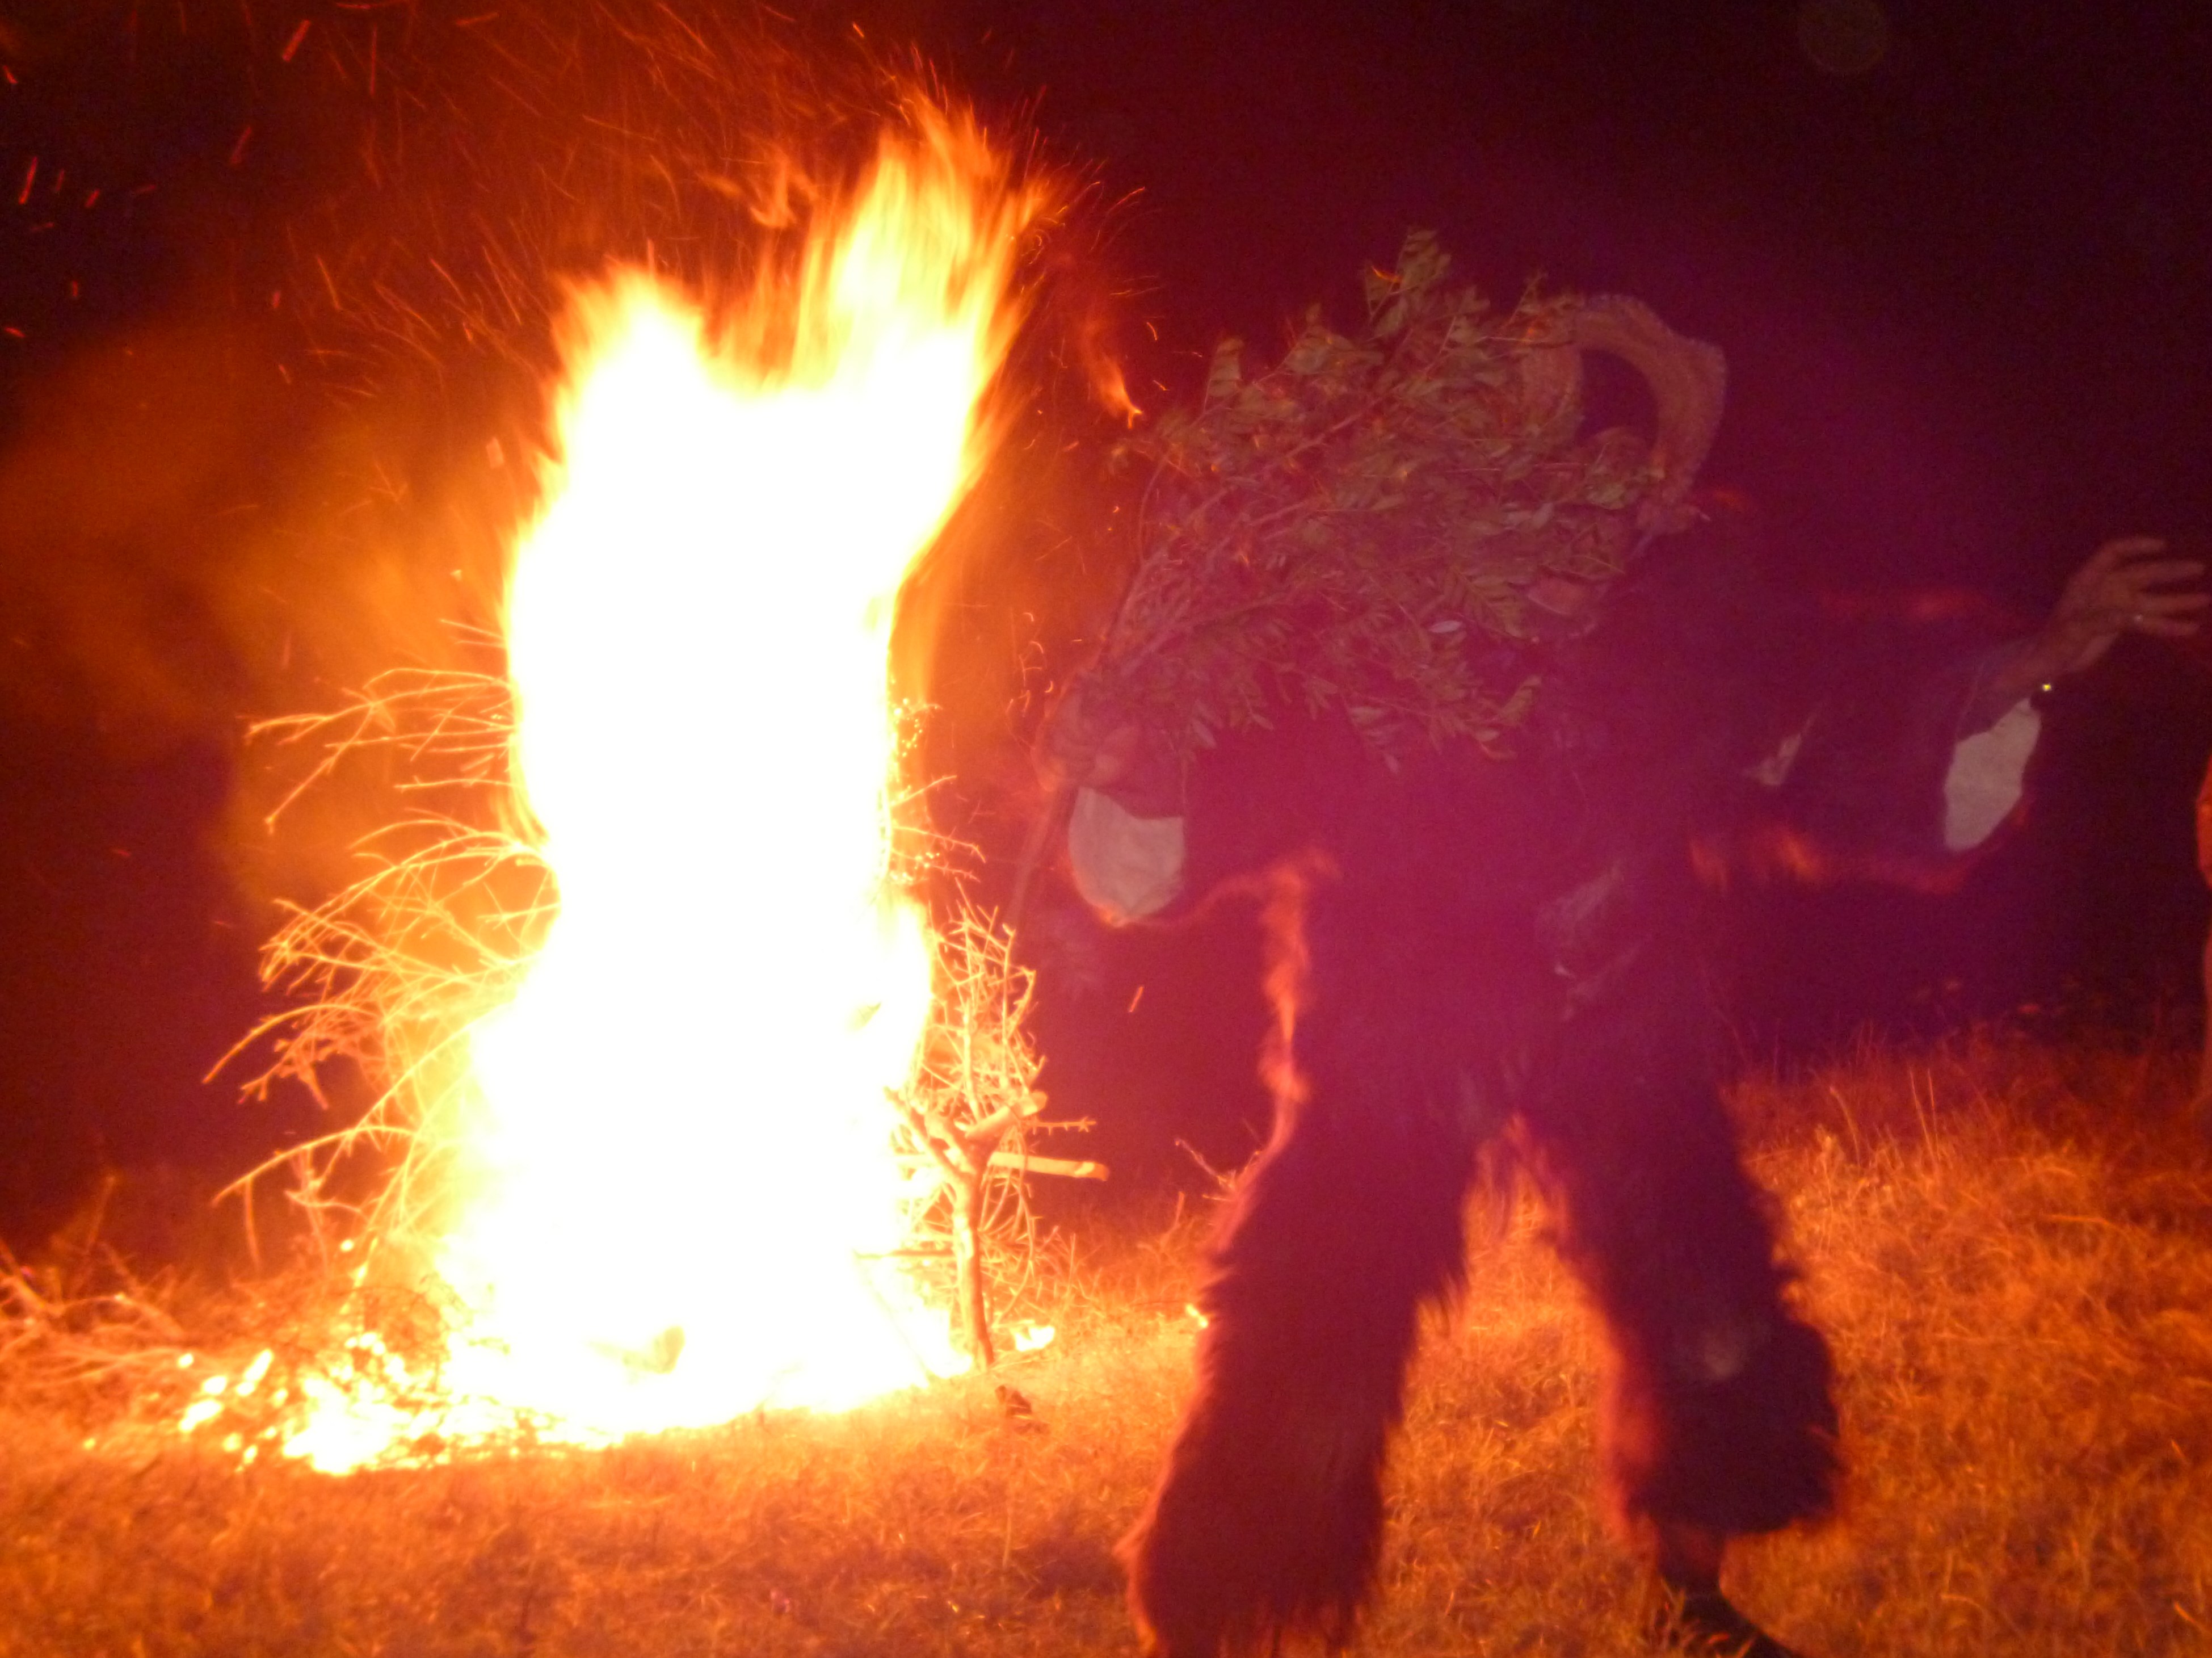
[[1042, 433, 2199, 1653]]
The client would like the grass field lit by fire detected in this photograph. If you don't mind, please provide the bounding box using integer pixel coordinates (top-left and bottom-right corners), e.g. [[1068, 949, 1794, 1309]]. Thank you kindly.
[[6, 1027, 2211, 1657]]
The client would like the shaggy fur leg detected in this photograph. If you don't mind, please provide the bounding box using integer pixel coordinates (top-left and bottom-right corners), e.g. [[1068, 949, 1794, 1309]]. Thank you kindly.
[[1124, 880, 1498, 1656], [1524, 954, 1840, 1541], [1121, 1097, 1478, 1656]]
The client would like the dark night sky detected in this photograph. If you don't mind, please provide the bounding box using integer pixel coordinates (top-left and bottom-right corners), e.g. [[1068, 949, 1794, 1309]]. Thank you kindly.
[[1, 1, 2208, 1239]]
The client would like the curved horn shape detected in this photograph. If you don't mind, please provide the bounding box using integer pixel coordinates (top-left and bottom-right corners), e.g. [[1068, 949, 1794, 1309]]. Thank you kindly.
[[1571, 294, 1728, 506]]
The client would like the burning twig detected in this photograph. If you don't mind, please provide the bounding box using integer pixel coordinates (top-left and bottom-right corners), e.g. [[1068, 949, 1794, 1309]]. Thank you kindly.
[[893, 908, 1099, 1370]]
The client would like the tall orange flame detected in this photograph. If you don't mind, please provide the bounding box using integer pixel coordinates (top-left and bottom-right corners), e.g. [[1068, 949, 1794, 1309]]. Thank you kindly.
[[280, 114, 1042, 1471]]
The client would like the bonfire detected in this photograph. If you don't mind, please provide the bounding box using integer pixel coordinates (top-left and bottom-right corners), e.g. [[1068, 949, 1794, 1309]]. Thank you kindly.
[[186, 107, 1094, 1474]]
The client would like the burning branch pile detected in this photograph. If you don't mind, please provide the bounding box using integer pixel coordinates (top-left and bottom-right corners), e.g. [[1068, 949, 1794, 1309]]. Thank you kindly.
[[197, 109, 1083, 1472], [236, 661, 549, 1258], [898, 912, 1101, 1369]]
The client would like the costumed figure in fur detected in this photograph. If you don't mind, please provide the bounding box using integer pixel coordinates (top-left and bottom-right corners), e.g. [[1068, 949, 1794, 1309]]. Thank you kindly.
[[1031, 236, 2203, 1656]]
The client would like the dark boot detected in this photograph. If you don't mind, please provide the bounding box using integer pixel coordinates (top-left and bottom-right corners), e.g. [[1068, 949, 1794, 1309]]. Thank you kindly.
[[1645, 1580, 1808, 1657]]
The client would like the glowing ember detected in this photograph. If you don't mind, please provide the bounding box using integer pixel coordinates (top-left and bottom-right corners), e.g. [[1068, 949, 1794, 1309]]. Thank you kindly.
[[268, 115, 1041, 1470]]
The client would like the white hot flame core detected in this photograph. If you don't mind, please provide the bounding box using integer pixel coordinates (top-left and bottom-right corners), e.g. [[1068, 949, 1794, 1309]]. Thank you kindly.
[[280, 120, 1037, 1467]]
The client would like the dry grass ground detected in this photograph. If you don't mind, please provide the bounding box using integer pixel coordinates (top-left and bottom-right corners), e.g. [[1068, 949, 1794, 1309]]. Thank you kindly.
[[6, 1028, 2212, 1656]]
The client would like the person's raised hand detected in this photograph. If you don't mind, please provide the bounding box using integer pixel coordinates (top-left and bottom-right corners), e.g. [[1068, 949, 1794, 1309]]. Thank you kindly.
[[2031, 535, 2206, 682], [1968, 536, 2207, 727], [1033, 679, 1182, 816]]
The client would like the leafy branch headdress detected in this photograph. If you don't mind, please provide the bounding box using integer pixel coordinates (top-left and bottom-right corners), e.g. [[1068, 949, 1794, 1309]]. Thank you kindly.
[[1070, 232, 1727, 770]]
